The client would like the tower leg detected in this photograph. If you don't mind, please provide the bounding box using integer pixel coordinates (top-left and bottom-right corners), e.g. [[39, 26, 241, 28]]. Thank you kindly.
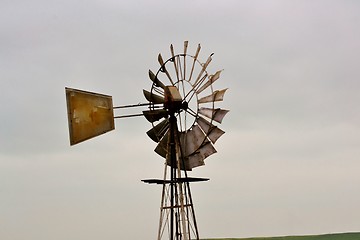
[[156, 166, 200, 240], [156, 115, 200, 240]]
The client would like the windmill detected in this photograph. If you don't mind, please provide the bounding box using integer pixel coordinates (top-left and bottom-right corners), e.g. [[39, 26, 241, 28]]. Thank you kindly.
[[65, 41, 229, 240]]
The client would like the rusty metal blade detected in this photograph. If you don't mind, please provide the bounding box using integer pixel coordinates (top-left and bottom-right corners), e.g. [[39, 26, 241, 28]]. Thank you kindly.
[[146, 119, 169, 142], [183, 41, 188, 79], [196, 70, 223, 94], [189, 43, 201, 82], [196, 116, 225, 143], [143, 109, 168, 123], [158, 54, 174, 85], [198, 107, 229, 123], [149, 69, 165, 89], [65, 87, 115, 145], [194, 55, 212, 85], [184, 154, 205, 170], [184, 41, 188, 54], [198, 88, 228, 104], [155, 131, 169, 158], [185, 141, 217, 170], [197, 141, 217, 159], [180, 125, 206, 156], [196, 116, 213, 134], [143, 89, 165, 104], [170, 44, 180, 82], [158, 53, 165, 66], [207, 127, 225, 144]]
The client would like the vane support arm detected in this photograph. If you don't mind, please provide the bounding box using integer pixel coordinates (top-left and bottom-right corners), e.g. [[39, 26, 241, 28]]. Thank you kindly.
[[113, 102, 153, 109], [113, 102, 162, 119], [114, 113, 144, 119]]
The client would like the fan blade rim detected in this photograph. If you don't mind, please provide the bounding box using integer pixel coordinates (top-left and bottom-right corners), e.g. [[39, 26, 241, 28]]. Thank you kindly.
[[196, 70, 223, 94], [196, 116, 225, 143], [179, 125, 207, 157]]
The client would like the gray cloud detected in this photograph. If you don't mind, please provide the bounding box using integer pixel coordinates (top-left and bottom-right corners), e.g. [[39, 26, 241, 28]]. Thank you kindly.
[[1, 0, 360, 239]]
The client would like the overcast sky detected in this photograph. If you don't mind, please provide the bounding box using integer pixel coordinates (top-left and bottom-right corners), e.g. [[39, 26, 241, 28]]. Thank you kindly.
[[1, 1, 360, 239]]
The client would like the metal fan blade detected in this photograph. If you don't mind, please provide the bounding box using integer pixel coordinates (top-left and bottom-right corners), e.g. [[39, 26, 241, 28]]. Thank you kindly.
[[189, 44, 201, 82], [198, 107, 229, 124], [180, 125, 206, 156], [185, 141, 217, 170], [196, 116, 225, 143], [194, 43, 201, 58], [183, 41, 188, 80], [197, 141, 217, 160], [183, 154, 205, 171], [143, 89, 165, 104], [170, 44, 180, 82], [158, 53, 165, 67], [196, 70, 223, 94], [184, 41, 188, 54], [146, 119, 169, 142], [198, 88, 228, 104], [154, 131, 169, 158], [158, 54, 174, 85], [149, 69, 165, 89], [143, 109, 168, 123], [194, 55, 212, 85]]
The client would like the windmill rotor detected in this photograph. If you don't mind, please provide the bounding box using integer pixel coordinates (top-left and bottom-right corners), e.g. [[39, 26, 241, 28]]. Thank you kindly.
[[144, 41, 229, 171]]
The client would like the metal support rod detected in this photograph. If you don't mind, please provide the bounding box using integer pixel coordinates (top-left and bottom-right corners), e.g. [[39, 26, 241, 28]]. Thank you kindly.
[[113, 103, 153, 109], [177, 129, 200, 240], [114, 113, 144, 119], [113, 102, 163, 119], [169, 114, 177, 240]]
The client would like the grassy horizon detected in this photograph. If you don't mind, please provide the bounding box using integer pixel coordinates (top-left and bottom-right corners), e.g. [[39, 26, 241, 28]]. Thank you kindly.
[[202, 232, 360, 240]]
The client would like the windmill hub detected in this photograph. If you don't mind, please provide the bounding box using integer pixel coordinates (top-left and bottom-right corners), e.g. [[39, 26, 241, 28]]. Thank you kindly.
[[164, 85, 183, 113], [181, 101, 188, 111]]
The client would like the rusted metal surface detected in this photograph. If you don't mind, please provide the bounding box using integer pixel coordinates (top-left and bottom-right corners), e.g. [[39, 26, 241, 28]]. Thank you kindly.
[[180, 125, 206, 156], [186, 141, 217, 169], [154, 131, 169, 158], [198, 88, 228, 103], [146, 119, 169, 143], [198, 107, 229, 124], [196, 116, 225, 143], [154, 123, 219, 170], [185, 153, 205, 170], [65, 87, 114, 145], [196, 141, 217, 159]]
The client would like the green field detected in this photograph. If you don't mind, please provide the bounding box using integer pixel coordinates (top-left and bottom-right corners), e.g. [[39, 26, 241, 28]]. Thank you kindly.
[[202, 232, 360, 240]]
